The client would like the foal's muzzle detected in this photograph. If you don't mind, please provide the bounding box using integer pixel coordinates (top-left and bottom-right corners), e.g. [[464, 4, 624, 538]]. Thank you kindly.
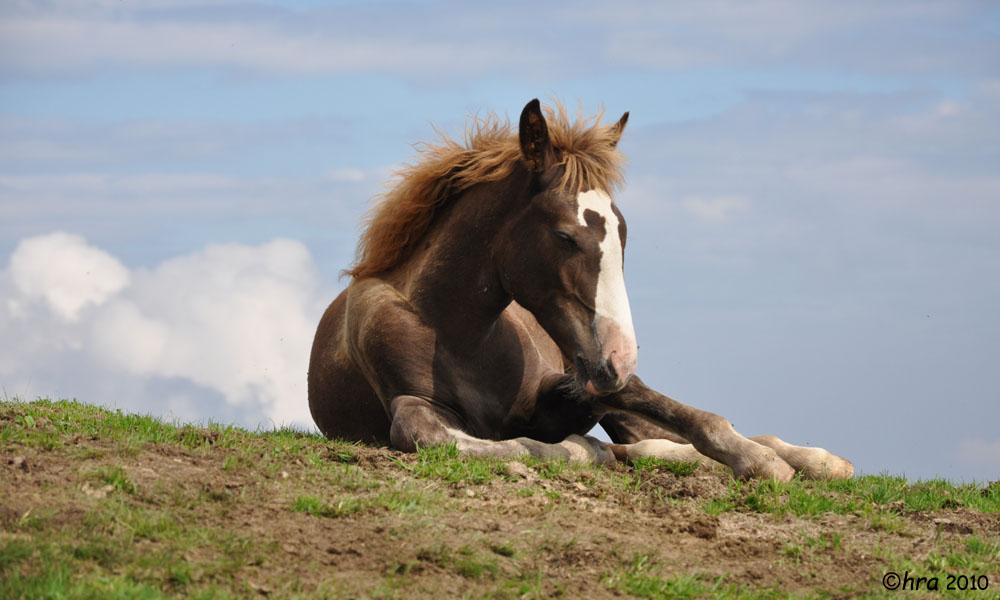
[[579, 315, 637, 395], [577, 350, 636, 396]]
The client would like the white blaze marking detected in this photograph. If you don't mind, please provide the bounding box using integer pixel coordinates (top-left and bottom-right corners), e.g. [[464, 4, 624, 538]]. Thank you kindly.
[[576, 189, 636, 347]]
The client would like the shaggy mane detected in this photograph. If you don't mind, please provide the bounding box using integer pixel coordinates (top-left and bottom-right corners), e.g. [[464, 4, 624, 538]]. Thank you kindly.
[[346, 103, 627, 280]]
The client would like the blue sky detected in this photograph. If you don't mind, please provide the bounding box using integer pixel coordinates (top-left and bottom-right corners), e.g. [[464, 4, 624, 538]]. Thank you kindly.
[[2, 0, 998, 482]]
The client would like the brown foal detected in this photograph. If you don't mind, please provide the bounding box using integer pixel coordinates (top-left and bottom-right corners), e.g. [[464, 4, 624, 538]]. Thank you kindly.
[[308, 99, 853, 480]]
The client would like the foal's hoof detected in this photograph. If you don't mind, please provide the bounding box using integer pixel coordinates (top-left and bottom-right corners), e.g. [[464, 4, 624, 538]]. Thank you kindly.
[[797, 452, 854, 480], [749, 436, 854, 480], [733, 449, 795, 482], [559, 434, 616, 466]]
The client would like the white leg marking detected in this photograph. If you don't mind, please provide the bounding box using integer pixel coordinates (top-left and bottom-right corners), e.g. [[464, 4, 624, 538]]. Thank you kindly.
[[445, 428, 613, 464], [751, 436, 854, 480], [624, 439, 723, 468]]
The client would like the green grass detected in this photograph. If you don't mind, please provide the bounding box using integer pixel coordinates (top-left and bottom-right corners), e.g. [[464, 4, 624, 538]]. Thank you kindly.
[[403, 442, 513, 484], [522, 454, 571, 479], [601, 554, 721, 599], [631, 455, 700, 477], [416, 543, 501, 580], [0, 399, 363, 598], [489, 542, 516, 557], [1, 492, 273, 599], [291, 483, 438, 519], [2, 398, 249, 450], [600, 552, 858, 599], [921, 534, 1000, 574], [801, 531, 843, 553], [3, 397, 999, 600], [704, 473, 1000, 519], [872, 534, 1000, 599], [292, 494, 365, 518], [88, 465, 138, 494]]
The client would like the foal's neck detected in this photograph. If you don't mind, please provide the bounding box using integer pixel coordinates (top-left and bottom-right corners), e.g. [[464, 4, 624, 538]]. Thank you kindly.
[[396, 176, 527, 345]]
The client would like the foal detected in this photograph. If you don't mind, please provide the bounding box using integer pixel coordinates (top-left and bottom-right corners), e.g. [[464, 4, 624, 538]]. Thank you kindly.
[[308, 99, 853, 480]]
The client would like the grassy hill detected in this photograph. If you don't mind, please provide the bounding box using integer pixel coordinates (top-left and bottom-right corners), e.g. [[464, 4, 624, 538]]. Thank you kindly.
[[2, 398, 998, 599]]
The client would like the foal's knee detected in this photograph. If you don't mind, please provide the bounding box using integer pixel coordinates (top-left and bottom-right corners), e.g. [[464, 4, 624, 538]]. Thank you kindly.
[[689, 412, 736, 449], [388, 396, 452, 453]]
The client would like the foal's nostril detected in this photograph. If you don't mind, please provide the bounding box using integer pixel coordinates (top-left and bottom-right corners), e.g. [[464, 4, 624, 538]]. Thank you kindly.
[[605, 353, 619, 380], [578, 353, 628, 395], [593, 358, 619, 389]]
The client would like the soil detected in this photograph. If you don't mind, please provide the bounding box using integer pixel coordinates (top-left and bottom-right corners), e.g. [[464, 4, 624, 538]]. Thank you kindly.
[[3, 425, 999, 599]]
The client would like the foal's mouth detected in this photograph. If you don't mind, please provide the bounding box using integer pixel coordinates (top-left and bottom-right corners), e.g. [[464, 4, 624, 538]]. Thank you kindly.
[[574, 354, 626, 396]]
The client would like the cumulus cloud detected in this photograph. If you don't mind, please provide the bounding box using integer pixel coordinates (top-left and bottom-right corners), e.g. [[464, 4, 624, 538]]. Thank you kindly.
[[2, 233, 333, 429], [9, 232, 130, 321]]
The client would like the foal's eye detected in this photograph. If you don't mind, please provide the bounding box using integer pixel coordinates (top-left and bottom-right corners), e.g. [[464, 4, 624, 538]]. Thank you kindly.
[[554, 230, 579, 249]]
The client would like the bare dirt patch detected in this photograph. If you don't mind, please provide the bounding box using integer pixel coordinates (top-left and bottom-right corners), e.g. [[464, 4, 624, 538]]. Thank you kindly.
[[2, 401, 999, 598]]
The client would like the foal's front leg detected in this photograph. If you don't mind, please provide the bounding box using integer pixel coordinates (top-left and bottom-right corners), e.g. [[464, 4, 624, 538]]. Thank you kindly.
[[748, 435, 854, 480], [598, 377, 796, 480], [600, 411, 853, 480], [389, 395, 616, 465]]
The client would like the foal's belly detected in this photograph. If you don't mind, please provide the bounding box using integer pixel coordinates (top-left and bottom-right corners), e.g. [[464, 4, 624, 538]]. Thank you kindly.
[[502, 390, 605, 443]]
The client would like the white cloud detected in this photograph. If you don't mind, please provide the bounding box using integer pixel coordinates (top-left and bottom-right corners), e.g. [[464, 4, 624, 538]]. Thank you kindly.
[[325, 168, 367, 183], [0, 7, 527, 76], [682, 195, 750, 223], [9, 232, 130, 321], [958, 439, 1000, 464], [324, 165, 398, 186], [2, 233, 333, 429], [628, 83, 1000, 233], [0, 116, 345, 167], [1, 1, 994, 78], [0, 173, 247, 197], [90, 301, 170, 376]]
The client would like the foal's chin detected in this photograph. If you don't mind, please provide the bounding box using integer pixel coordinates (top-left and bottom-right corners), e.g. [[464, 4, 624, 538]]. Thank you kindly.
[[572, 355, 630, 397], [584, 378, 628, 397]]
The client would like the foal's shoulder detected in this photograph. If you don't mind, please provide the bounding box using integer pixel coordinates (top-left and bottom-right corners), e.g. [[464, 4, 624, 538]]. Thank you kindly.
[[343, 277, 420, 330], [503, 302, 563, 369]]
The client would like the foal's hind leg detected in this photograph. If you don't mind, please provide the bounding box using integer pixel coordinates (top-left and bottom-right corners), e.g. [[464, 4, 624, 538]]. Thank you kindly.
[[390, 395, 615, 465]]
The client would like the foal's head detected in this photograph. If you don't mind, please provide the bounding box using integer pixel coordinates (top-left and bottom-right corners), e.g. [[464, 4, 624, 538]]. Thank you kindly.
[[497, 100, 637, 396]]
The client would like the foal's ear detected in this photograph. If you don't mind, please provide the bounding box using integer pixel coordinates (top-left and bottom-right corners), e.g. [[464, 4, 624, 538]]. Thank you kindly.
[[519, 99, 555, 172], [609, 111, 629, 147]]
